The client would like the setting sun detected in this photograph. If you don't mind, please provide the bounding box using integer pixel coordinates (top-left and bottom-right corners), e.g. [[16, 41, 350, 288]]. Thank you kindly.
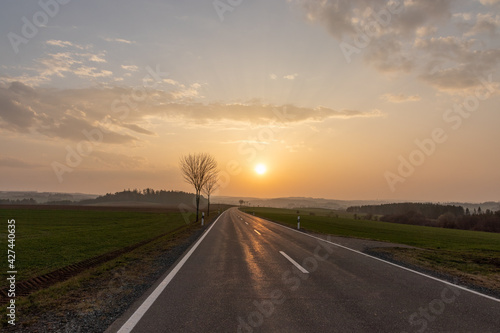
[[255, 164, 267, 175]]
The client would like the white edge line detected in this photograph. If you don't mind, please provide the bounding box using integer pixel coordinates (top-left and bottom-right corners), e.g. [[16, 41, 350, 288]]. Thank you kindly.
[[245, 222, 249, 225], [117, 212, 226, 333], [242, 211, 500, 304], [280, 251, 309, 274], [254, 229, 261, 235]]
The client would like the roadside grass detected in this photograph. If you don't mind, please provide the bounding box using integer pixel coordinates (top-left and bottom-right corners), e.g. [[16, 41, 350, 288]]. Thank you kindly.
[[0, 208, 191, 282], [244, 207, 500, 292]]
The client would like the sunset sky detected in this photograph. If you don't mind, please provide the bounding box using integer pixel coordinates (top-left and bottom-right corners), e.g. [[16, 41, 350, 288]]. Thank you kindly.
[[1, 0, 499, 202]]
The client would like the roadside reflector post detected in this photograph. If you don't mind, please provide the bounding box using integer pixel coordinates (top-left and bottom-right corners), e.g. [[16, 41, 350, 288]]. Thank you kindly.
[[202, 212, 205, 226], [297, 216, 300, 230]]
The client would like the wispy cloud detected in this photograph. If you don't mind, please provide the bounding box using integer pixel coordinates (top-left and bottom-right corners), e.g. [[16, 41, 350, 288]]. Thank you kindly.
[[121, 65, 139, 72], [0, 157, 42, 168], [102, 37, 136, 44], [1, 47, 111, 86], [46, 40, 82, 48], [381, 93, 421, 103]]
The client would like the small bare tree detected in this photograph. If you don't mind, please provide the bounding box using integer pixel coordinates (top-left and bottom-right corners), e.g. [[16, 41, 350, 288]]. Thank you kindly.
[[179, 153, 218, 222], [202, 172, 219, 217]]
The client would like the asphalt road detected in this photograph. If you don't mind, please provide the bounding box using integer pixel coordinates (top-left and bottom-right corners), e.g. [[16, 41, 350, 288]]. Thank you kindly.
[[108, 208, 500, 332]]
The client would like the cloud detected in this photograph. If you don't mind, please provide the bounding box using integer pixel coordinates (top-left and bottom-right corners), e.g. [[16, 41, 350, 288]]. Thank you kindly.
[[285, 142, 306, 153], [381, 93, 421, 103], [90, 151, 148, 169], [293, 0, 500, 92], [269, 73, 277, 80], [1, 47, 111, 86], [363, 37, 414, 72], [0, 82, 384, 142], [221, 139, 270, 145], [465, 13, 500, 36], [0, 82, 37, 130], [86, 54, 107, 63], [46, 40, 78, 48], [296, 0, 452, 40], [121, 65, 139, 72], [0, 157, 42, 168], [415, 36, 500, 91], [73, 66, 113, 78], [478, 0, 500, 5], [103, 37, 136, 44], [155, 103, 384, 126], [0, 82, 141, 144], [283, 73, 298, 80], [119, 123, 156, 136], [298, 0, 361, 39], [394, 0, 452, 35]]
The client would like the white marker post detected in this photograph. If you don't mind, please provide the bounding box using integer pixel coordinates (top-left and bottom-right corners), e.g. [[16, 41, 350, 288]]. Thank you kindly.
[[297, 216, 300, 230], [202, 212, 205, 226]]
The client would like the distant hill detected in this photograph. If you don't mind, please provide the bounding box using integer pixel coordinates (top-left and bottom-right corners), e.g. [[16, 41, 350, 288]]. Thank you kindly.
[[1, 191, 498, 212], [213, 196, 391, 210], [78, 189, 206, 208], [213, 196, 500, 212], [0, 189, 205, 208], [0, 191, 98, 204]]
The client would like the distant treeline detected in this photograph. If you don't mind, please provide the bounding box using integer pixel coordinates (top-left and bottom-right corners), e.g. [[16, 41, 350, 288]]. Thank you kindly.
[[347, 202, 464, 219], [347, 202, 500, 233], [0, 198, 37, 205], [79, 188, 205, 206], [0, 189, 204, 207]]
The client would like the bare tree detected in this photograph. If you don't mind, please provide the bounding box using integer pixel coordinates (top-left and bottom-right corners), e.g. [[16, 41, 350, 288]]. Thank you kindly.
[[202, 172, 219, 217], [179, 153, 218, 222]]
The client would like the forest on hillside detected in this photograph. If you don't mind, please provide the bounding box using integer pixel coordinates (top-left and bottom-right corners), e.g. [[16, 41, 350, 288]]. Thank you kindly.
[[79, 189, 205, 206], [347, 202, 500, 233], [346, 202, 464, 219]]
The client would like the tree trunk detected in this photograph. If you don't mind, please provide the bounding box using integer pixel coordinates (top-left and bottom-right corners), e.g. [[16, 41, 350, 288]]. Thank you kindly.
[[195, 192, 200, 222], [207, 195, 210, 218]]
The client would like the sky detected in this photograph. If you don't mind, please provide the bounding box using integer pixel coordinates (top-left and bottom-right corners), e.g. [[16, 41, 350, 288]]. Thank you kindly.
[[0, 0, 499, 202]]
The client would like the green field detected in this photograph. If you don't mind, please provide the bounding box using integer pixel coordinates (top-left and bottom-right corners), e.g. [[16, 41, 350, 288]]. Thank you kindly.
[[1, 208, 192, 281]]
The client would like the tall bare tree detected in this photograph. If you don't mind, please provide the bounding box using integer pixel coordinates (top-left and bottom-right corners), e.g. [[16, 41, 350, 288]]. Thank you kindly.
[[202, 172, 219, 217], [179, 153, 218, 222]]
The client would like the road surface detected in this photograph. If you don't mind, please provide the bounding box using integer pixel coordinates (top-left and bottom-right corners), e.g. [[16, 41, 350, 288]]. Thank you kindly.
[[107, 208, 500, 332]]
